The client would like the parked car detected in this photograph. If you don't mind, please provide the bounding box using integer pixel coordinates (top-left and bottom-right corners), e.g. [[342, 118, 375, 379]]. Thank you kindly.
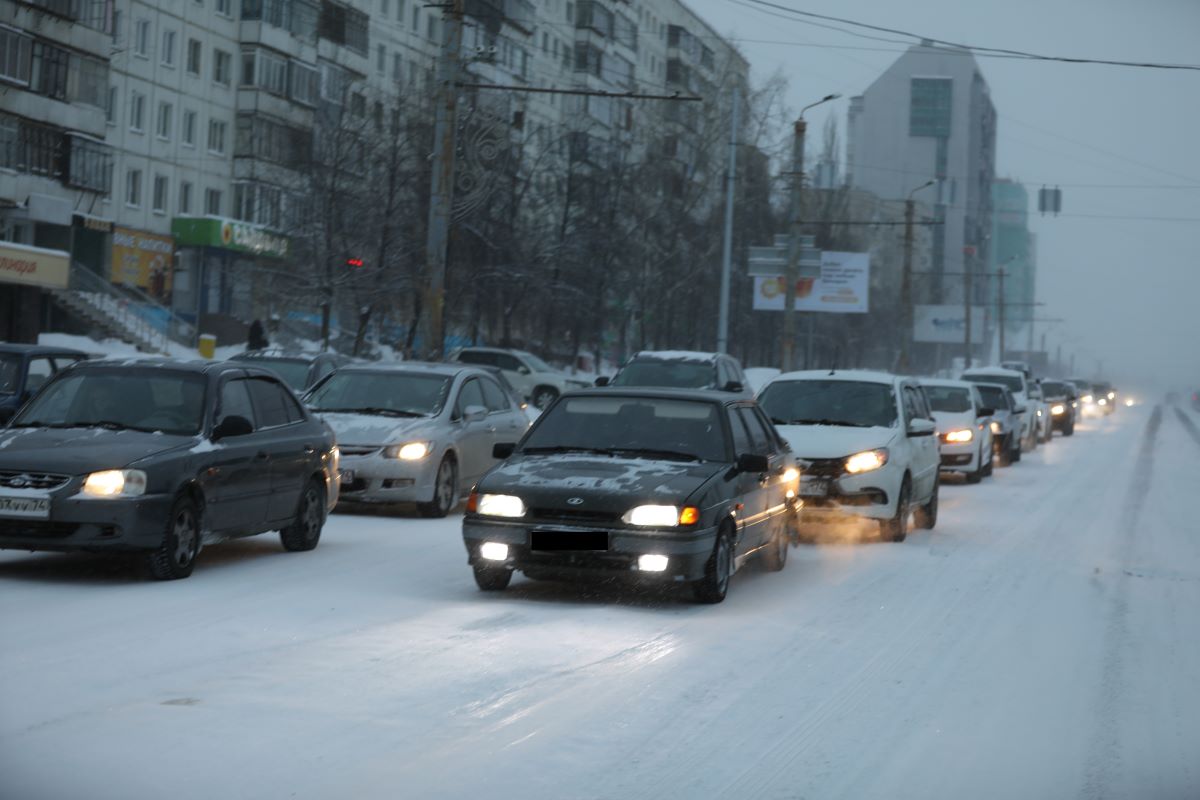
[[1039, 380, 1078, 436], [0, 359, 339, 579], [0, 343, 90, 423], [919, 379, 995, 483], [462, 388, 799, 603], [306, 362, 530, 517], [973, 383, 1023, 466], [1028, 380, 1054, 443], [758, 370, 939, 542], [598, 351, 754, 398], [230, 348, 355, 393], [962, 367, 1038, 452], [447, 347, 591, 410]]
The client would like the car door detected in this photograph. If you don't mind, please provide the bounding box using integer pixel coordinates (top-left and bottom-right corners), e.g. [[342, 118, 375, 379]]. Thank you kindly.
[[902, 384, 939, 500], [481, 373, 527, 443], [452, 377, 494, 486], [493, 352, 533, 398], [725, 405, 764, 549], [744, 405, 790, 540], [736, 405, 781, 551], [246, 376, 311, 525], [204, 376, 272, 533]]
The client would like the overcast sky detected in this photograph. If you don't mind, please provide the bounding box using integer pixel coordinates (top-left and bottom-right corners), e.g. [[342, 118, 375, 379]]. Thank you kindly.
[[696, 0, 1200, 392]]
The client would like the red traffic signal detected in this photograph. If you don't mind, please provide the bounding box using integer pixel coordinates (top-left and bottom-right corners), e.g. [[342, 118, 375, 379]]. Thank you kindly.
[[345, 258, 364, 268]]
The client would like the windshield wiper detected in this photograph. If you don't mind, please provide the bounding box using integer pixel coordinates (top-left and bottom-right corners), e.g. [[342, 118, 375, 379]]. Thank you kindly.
[[785, 418, 871, 428], [611, 447, 702, 462], [315, 407, 424, 418]]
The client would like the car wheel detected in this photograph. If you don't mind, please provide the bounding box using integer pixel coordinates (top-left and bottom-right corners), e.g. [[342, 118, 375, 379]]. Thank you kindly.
[[473, 564, 512, 591], [995, 436, 1011, 468], [146, 495, 201, 580], [280, 479, 325, 552], [914, 478, 938, 530], [880, 477, 910, 542], [1064, 420, 1075, 437], [983, 450, 995, 476], [692, 527, 733, 603], [531, 386, 559, 410], [761, 523, 788, 572], [418, 456, 458, 518], [1011, 439, 1022, 463]]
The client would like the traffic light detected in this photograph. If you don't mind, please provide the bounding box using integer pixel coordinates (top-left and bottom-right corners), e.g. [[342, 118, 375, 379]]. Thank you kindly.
[[345, 257, 364, 268]]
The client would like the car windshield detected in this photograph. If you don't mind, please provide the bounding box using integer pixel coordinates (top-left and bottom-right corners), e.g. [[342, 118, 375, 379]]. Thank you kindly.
[[965, 373, 1024, 393], [0, 353, 20, 394], [517, 351, 553, 372], [976, 385, 1009, 411], [924, 386, 973, 413], [520, 395, 728, 462], [1041, 381, 1071, 397], [611, 359, 716, 389], [10, 368, 207, 435], [246, 359, 311, 391], [307, 371, 450, 416], [758, 380, 897, 428]]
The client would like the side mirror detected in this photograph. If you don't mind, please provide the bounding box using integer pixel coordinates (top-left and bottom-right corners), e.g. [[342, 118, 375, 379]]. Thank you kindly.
[[907, 418, 936, 437], [1013, 405, 1028, 415], [976, 407, 995, 418], [594, 376, 610, 387], [736, 453, 769, 473], [493, 442, 516, 459], [723, 381, 744, 393], [516, 365, 531, 375], [212, 415, 253, 441], [463, 405, 488, 423]]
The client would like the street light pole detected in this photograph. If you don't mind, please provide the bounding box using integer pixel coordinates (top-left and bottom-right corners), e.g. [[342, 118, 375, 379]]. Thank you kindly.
[[898, 180, 934, 374], [717, 84, 739, 354], [997, 266, 1006, 361]]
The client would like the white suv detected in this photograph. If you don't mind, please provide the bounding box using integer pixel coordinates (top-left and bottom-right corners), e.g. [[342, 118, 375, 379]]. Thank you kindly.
[[448, 347, 591, 410], [757, 370, 940, 542]]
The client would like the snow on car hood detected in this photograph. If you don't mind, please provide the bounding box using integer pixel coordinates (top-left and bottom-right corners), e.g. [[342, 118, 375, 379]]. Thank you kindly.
[[775, 424, 898, 459], [0, 427, 195, 474], [318, 412, 436, 446], [931, 410, 975, 434]]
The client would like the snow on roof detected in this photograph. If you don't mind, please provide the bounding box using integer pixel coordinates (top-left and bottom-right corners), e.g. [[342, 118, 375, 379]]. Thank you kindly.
[[630, 350, 720, 363], [919, 378, 977, 389], [770, 369, 898, 385], [962, 366, 1024, 377]]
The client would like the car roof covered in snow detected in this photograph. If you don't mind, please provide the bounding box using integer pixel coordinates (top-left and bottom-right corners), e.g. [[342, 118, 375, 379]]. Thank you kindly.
[[333, 361, 473, 378], [767, 369, 900, 386], [75, 357, 278, 378], [626, 350, 722, 363], [562, 386, 752, 405], [919, 378, 979, 390], [962, 366, 1024, 378], [0, 343, 90, 356]]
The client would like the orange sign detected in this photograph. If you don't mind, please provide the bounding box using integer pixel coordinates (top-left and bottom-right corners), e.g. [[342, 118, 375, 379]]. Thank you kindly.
[[0, 242, 70, 289], [112, 226, 174, 299]]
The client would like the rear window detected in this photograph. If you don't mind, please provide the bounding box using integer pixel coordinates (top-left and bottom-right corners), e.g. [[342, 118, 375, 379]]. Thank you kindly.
[[611, 359, 716, 390], [924, 386, 973, 413], [964, 373, 1024, 393], [976, 385, 1009, 410]]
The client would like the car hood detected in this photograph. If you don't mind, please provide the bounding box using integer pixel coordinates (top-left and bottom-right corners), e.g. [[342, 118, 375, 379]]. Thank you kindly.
[[0, 427, 196, 474], [775, 424, 898, 459], [480, 454, 724, 511], [317, 412, 437, 446], [931, 410, 976, 433]]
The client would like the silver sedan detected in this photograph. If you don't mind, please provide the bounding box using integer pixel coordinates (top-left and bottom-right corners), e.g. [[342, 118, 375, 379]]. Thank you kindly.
[[305, 363, 530, 517]]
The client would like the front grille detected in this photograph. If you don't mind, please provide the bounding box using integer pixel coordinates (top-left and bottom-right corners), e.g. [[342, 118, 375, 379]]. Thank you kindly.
[[528, 508, 621, 525], [0, 520, 78, 538], [0, 470, 70, 491], [797, 458, 846, 479], [339, 447, 379, 457]]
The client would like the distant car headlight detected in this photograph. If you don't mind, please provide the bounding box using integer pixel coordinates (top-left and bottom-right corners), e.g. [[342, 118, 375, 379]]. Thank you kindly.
[[475, 494, 526, 518], [1124, 398, 1135, 407], [622, 504, 699, 527], [81, 469, 147, 498], [1108, 392, 1115, 400], [1051, 404, 1066, 415], [990, 421, 1002, 434], [1098, 398, 1108, 406], [1081, 394, 1094, 403], [384, 442, 432, 460], [845, 449, 888, 474], [943, 429, 973, 444]]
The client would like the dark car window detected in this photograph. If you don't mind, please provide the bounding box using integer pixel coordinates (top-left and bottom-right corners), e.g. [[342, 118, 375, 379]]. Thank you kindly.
[[964, 373, 1024, 394], [251, 359, 311, 391], [1041, 381, 1072, 398], [247, 378, 294, 428], [495, 353, 524, 372], [924, 386, 972, 413], [737, 406, 773, 453], [480, 377, 511, 412], [307, 371, 451, 417], [975, 385, 1009, 411], [13, 368, 207, 435], [759, 380, 898, 429], [218, 378, 257, 431], [457, 378, 486, 415], [611, 359, 716, 389], [52, 354, 85, 371], [902, 386, 928, 423], [727, 407, 752, 455], [457, 350, 497, 367], [26, 357, 54, 392], [0, 353, 19, 394]]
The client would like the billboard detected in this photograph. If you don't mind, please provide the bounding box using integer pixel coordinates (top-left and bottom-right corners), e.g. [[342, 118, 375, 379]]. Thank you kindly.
[[752, 251, 869, 314], [914, 304, 986, 343]]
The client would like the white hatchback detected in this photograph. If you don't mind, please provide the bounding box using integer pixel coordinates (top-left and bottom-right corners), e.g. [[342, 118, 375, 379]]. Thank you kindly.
[[758, 370, 940, 542], [920, 379, 995, 483]]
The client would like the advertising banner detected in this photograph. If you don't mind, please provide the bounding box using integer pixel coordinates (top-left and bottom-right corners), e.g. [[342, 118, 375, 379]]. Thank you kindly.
[[752, 251, 869, 314], [112, 226, 174, 299], [171, 217, 289, 259], [914, 304, 986, 343], [0, 242, 70, 290]]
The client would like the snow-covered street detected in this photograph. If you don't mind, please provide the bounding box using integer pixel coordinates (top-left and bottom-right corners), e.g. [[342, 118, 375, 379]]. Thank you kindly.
[[2, 403, 1198, 799]]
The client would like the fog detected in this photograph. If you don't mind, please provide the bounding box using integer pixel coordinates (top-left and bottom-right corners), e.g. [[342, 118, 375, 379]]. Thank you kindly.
[[699, 0, 1200, 395]]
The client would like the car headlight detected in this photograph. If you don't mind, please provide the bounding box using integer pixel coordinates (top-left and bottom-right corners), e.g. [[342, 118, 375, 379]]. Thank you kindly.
[[1098, 398, 1107, 406], [990, 421, 1002, 434], [845, 449, 888, 474], [1108, 392, 1115, 400], [943, 429, 973, 444], [781, 467, 800, 483], [1051, 404, 1066, 415], [81, 469, 147, 498], [384, 442, 432, 460], [622, 504, 699, 527], [474, 493, 526, 518], [1081, 394, 1094, 403]]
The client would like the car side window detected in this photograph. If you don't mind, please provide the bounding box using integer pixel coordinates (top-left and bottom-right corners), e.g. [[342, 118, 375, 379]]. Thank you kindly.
[[280, 386, 307, 423], [716, 360, 732, 388], [495, 354, 523, 372], [480, 377, 511, 412], [726, 408, 752, 455], [751, 405, 787, 451], [736, 406, 772, 454], [901, 386, 922, 424], [247, 378, 292, 428], [456, 378, 486, 417], [25, 357, 53, 391], [217, 378, 257, 431], [51, 354, 84, 372], [458, 351, 495, 367]]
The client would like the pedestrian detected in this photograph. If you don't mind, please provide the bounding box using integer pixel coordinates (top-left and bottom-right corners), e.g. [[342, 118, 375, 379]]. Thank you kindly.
[[248, 319, 269, 351]]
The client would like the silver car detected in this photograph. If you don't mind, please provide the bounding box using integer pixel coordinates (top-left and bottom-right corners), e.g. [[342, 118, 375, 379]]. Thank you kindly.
[[305, 363, 530, 517]]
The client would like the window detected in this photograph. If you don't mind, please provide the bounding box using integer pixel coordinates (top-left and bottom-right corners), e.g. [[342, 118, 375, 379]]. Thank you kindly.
[[213, 49, 232, 85], [426, 15, 437, 41], [182, 109, 196, 146], [134, 19, 150, 57], [161, 30, 176, 66], [156, 102, 172, 139], [319, 2, 369, 56], [125, 169, 142, 207], [129, 91, 145, 131], [242, 47, 288, 94], [411, 5, 419, 30], [910, 77, 952, 138], [381, 0, 389, 14], [105, 86, 117, 124], [392, 52, 402, 81], [186, 38, 201, 75], [349, 92, 365, 117], [207, 119, 226, 153], [234, 113, 312, 165], [2, 116, 59, 176], [234, 181, 283, 228], [480, 378, 511, 412], [726, 408, 751, 455], [112, 9, 122, 42], [205, 188, 222, 215], [26, 358, 53, 392], [31, 41, 70, 100], [396, 0, 404, 22], [247, 378, 292, 428], [179, 180, 192, 213], [152, 174, 168, 213], [71, 53, 108, 108], [737, 407, 771, 454], [376, 44, 385, 73], [456, 379, 486, 416], [216, 0, 232, 15], [217, 379, 256, 431], [65, 135, 113, 193], [0, 27, 33, 86], [288, 60, 319, 106]]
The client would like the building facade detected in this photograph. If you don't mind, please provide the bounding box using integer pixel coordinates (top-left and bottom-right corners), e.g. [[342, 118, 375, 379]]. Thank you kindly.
[[990, 177, 1036, 350]]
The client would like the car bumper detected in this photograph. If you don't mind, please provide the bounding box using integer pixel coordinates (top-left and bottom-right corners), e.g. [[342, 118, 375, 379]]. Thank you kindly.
[[798, 467, 896, 522], [939, 441, 979, 472], [462, 518, 718, 582], [0, 492, 174, 553], [336, 453, 440, 504]]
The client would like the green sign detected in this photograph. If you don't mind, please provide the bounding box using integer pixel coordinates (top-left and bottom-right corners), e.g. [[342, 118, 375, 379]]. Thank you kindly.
[[171, 216, 289, 259]]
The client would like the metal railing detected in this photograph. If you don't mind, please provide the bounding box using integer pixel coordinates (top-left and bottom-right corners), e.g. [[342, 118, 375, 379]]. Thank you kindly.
[[64, 266, 173, 354]]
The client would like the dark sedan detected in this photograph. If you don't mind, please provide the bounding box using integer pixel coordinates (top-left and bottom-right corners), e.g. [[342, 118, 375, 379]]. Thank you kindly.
[[0, 359, 339, 579], [0, 343, 90, 423], [1040, 380, 1078, 436], [462, 389, 800, 603], [230, 348, 355, 393]]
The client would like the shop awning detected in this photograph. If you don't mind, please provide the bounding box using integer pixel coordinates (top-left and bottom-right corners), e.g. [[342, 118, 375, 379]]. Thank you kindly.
[[0, 241, 70, 290]]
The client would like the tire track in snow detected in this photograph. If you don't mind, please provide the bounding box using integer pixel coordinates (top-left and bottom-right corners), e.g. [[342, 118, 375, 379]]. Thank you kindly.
[[1173, 407, 1200, 450], [1080, 405, 1162, 800]]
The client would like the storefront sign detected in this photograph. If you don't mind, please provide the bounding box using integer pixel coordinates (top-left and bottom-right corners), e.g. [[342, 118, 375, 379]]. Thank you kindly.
[[171, 216, 289, 259], [73, 213, 114, 233], [0, 242, 70, 290], [112, 226, 174, 299]]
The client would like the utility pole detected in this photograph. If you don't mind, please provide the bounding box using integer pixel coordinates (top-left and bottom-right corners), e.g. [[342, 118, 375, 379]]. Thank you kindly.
[[963, 251, 973, 369], [997, 266, 1006, 361], [898, 180, 934, 374], [417, 0, 465, 360], [781, 118, 806, 373], [716, 85, 739, 354]]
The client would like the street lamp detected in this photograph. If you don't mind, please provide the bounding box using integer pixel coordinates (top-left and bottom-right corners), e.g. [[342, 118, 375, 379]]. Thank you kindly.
[[782, 93, 841, 372], [898, 179, 935, 374]]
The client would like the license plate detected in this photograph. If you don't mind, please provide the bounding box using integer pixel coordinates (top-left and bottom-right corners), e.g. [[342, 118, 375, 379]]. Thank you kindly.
[[340, 469, 355, 484], [0, 494, 51, 519], [799, 480, 828, 497], [530, 530, 609, 551]]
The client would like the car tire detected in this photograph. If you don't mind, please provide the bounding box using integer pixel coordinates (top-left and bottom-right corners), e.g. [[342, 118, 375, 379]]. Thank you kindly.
[[146, 494, 201, 580], [418, 456, 458, 518], [473, 564, 512, 591], [1064, 420, 1075, 437], [692, 527, 733, 603], [983, 451, 995, 476], [531, 386, 559, 410], [996, 436, 1011, 468], [1011, 439, 1022, 463], [914, 478, 938, 530], [280, 479, 325, 552], [761, 524, 788, 572], [880, 477, 910, 542]]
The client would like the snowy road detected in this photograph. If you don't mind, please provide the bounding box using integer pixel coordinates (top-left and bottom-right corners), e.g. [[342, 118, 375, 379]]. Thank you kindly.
[[3, 404, 1199, 800]]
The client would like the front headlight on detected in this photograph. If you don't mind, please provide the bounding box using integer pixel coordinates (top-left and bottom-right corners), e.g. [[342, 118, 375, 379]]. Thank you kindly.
[[622, 504, 699, 527], [1051, 404, 1066, 415], [384, 441, 432, 460], [81, 469, 147, 498], [475, 494, 526, 518], [845, 449, 888, 474], [1108, 392, 1115, 400], [943, 429, 973, 444], [1081, 394, 1094, 403], [990, 421, 1002, 434]]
